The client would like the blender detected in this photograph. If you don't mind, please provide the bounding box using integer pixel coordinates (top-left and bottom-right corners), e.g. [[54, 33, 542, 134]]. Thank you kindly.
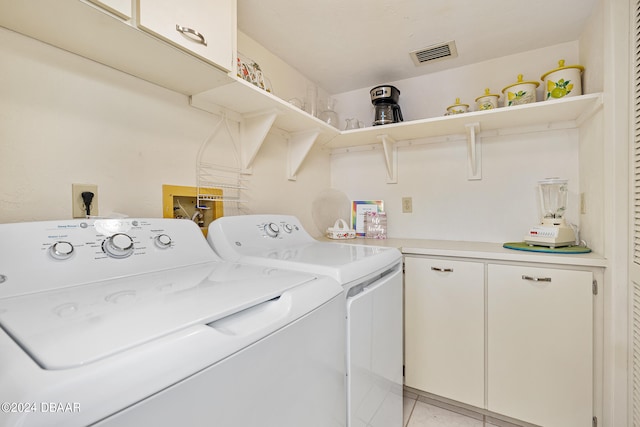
[[524, 178, 576, 248]]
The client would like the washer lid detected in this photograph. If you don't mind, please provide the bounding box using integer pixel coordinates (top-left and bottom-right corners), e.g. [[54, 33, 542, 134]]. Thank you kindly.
[[206, 214, 401, 285], [0, 261, 320, 370], [237, 241, 401, 285]]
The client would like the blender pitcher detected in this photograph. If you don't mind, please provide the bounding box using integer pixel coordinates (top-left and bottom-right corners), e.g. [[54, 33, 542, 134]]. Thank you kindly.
[[539, 178, 567, 220]]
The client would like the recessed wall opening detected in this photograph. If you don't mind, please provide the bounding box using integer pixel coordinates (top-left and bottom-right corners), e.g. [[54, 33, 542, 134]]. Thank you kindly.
[[162, 184, 224, 236]]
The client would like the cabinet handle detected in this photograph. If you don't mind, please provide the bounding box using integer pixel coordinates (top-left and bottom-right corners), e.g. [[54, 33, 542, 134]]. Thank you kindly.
[[521, 275, 552, 282], [431, 267, 453, 273], [175, 25, 207, 46]]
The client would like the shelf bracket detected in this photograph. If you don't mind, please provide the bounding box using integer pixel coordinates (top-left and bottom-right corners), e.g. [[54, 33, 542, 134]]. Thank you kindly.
[[465, 122, 482, 180], [378, 134, 398, 184], [288, 128, 321, 181], [240, 109, 279, 172]]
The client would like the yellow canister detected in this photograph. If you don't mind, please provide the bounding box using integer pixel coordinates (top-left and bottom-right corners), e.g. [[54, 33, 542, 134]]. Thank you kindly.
[[501, 74, 539, 107], [540, 59, 584, 100], [445, 98, 469, 115], [475, 88, 500, 111]]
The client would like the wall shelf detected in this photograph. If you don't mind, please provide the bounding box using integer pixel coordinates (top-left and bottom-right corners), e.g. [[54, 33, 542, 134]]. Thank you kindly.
[[191, 78, 339, 180], [324, 93, 603, 182], [192, 89, 603, 183], [324, 93, 603, 149]]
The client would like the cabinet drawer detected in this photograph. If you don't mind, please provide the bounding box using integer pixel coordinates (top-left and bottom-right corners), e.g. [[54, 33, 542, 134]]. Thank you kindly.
[[487, 264, 593, 427], [404, 257, 484, 408]]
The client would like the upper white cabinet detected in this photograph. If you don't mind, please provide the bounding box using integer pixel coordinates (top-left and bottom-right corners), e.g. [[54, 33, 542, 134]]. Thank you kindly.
[[88, 0, 131, 19], [138, 0, 233, 72], [0, 0, 234, 95]]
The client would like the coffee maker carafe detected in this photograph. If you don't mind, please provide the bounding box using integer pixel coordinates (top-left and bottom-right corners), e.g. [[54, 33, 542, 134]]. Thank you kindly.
[[370, 85, 403, 126]]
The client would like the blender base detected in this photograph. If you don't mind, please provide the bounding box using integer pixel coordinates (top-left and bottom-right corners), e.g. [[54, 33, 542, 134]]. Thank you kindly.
[[524, 225, 576, 248]]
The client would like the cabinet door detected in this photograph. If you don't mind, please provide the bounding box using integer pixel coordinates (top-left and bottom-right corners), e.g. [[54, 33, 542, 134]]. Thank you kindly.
[[404, 257, 484, 408], [487, 264, 592, 427], [138, 0, 233, 72], [88, 0, 131, 19]]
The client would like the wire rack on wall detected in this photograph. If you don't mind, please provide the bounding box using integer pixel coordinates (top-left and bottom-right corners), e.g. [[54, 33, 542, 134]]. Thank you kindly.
[[196, 115, 249, 216]]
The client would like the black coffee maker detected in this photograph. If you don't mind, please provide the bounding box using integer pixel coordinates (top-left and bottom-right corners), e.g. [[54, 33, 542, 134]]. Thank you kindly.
[[370, 85, 403, 126]]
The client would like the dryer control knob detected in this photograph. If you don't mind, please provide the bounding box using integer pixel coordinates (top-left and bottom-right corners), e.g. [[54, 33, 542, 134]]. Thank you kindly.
[[49, 241, 74, 260], [154, 234, 172, 249], [283, 223, 293, 233], [103, 233, 134, 258], [264, 222, 280, 238]]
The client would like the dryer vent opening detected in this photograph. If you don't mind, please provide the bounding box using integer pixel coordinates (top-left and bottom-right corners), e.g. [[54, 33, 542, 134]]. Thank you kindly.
[[410, 41, 458, 66]]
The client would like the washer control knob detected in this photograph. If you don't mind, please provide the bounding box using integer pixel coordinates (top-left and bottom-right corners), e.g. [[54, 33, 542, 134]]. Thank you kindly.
[[283, 223, 293, 233], [49, 241, 74, 260], [154, 234, 172, 249], [264, 223, 280, 238], [102, 233, 134, 259]]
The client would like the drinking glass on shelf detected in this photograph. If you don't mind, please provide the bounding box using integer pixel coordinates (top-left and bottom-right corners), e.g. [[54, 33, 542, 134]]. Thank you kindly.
[[344, 118, 360, 130], [319, 98, 339, 129]]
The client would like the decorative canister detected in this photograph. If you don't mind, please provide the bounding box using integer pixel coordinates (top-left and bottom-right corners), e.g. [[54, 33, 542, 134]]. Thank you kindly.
[[540, 59, 584, 100], [475, 88, 500, 111], [501, 74, 539, 107], [445, 98, 469, 115]]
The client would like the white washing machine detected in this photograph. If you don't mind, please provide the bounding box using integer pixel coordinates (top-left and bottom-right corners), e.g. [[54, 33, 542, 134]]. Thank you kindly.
[[207, 214, 403, 427], [0, 218, 346, 427]]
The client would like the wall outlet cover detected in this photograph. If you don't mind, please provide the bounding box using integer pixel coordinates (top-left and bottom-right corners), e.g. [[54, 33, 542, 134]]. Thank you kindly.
[[402, 197, 413, 213], [72, 184, 98, 218]]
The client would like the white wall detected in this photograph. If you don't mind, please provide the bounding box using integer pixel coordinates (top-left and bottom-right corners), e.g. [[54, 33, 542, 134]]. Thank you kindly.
[[331, 129, 579, 243], [330, 43, 589, 245], [0, 28, 331, 233]]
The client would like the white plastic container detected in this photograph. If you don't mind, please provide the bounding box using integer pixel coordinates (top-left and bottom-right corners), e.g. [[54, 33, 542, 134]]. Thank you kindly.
[[326, 218, 356, 239], [501, 74, 539, 107], [540, 59, 584, 100]]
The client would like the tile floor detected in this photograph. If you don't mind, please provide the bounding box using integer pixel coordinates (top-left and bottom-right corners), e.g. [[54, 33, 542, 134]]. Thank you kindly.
[[403, 394, 516, 427]]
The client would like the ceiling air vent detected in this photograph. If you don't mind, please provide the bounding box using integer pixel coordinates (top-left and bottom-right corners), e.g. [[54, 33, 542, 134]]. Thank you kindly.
[[410, 41, 458, 66]]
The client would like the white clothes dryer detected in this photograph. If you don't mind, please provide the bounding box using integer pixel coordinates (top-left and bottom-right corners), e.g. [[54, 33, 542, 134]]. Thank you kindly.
[[207, 214, 403, 427], [0, 218, 346, 427]]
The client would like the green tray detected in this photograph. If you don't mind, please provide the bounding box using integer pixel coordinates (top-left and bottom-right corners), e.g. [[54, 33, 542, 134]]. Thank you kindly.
[[503, 242, 591, 254]]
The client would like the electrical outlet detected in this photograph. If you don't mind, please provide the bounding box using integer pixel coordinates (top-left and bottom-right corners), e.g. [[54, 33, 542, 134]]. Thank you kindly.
[[72, 184, 98, 218], [402, 197, 413, 213]]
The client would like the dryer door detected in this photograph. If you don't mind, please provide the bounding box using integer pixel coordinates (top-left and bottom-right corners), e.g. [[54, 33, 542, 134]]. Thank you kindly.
[[346, 264, 403, 427]]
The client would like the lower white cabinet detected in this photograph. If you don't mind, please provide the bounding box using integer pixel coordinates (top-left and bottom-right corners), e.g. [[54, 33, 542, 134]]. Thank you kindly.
[[404, 257, 595, 427], [487, 264, 593, 427], [404, 257, 484, 408]]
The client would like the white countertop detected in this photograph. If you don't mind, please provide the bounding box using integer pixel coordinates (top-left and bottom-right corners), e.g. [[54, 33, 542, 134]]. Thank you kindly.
[[320, 237, 607, 268]]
